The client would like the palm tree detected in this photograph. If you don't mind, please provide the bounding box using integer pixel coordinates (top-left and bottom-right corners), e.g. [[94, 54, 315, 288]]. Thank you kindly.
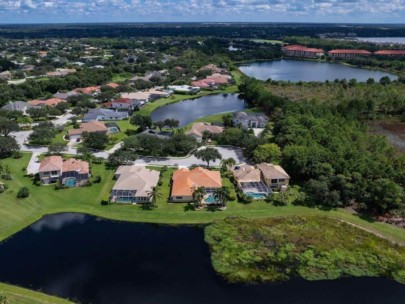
[[214, 187, 230, 207], [147, 186, 162, 207], [192, 186, 206, 208], [221, 158, 236, 172]]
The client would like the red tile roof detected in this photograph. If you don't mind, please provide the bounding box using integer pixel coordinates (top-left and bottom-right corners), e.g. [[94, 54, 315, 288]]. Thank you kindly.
[[328, 49, 372, 55], [283, 45, 324, 53], [112, 98, 132, 104], [374, 50, 405, 56]]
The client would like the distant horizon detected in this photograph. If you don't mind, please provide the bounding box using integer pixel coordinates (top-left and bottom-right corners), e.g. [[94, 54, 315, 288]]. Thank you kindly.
[[0, 0, 404, 24]]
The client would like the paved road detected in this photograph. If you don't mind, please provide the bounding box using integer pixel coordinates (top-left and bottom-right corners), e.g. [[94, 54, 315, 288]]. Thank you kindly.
[[134, 146, 245, 167]]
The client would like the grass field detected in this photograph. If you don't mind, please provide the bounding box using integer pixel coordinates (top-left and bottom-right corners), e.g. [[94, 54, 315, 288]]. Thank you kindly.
[[1, 154, 405, 246], [0, 283, 73, 304]]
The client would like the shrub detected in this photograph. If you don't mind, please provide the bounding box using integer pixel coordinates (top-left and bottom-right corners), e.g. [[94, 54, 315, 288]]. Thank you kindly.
[[93, 175, 102, 183], [17, 187, 30, 198], [158, 180, 163, 186], [228, 194, 236, 201], [0, 292, 8, 304]]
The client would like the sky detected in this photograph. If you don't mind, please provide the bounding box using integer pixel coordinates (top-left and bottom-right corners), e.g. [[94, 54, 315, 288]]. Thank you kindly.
[[0, 0, 404, 24]]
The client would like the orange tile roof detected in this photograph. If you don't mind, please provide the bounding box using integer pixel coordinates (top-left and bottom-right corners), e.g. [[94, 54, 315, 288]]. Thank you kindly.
[[62, 159, 90, 174], [282, 45, 324, 53], [374, 50, 405, 56], [39, 156, 63, 173], [68, 121, 107, 136], [28, 98, 65, 107], [74, 86, 101, 95], [106, 82, 120, 88], [328, 49, 372, 55], [171, 167, 222, 197]]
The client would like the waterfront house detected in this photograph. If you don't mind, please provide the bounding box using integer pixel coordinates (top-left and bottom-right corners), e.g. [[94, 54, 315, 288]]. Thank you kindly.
[[121, 92, 151, 104], [328, 49, 372, 59], [110, 166, 160, 203], [39, 156, 90, 187], [282, 45, 324, 58], [170, 167, 222, 202], [68, 121, 108, 141], [374, 50, 405, 57], [231, 164, 270, 199], [167, 85, 200, 94], [233, 112, 269, 129], [82, 108, 129, 123], [256, 163, 290, 191], [186, 122, 224, 142]]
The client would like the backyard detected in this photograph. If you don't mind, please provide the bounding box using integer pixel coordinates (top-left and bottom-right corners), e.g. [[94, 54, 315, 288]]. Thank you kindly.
[[1, 153, 405, 245]]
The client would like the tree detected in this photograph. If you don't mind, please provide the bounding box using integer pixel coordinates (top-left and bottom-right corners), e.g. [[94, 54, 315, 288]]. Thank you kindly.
[[17, 187, 30, 198], [48, 143, 67, 155], [164, 119, 179, 130], [221, 158, 236, 172], [0, 136, 19, 158], [130, 114, 152, 131], [55, 102, 69, 113], [253, 143, 281, 164], [214, 186, 230, 207], [192, 186, 206, 208], [0, 116, 19, 137], [379, 76, 391, 86], [147, 186, 162, 207], [194, 147, 222, 168], [82, 132, 109, 150], [17, 116, 33, 130], [154, 120, 166, 131], [222, 114, 233, 127], [27, 107, 48, 120]]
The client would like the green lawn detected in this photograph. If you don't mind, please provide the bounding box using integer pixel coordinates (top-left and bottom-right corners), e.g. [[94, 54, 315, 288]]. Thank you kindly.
[[1, 154, 405, 246], [0, 283, 73, 304]]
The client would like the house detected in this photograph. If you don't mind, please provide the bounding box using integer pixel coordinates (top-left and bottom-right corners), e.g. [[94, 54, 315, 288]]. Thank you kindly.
[[110, 166, 160, 203], [231, 164, 270, 198], [282, 45, 324, 58], [328, 49, 372, 59], [0, 71, 12, 80], [170, 167, 222, 202], [121, 92, 151, 104], [82, 108, 129, 123], [38, 156, 90, 187], [28, 98, 65, 108], [233, 112, 269, 129], [111, 98, 136, 110], [374, 50, 405, 57], [147, 88, 172, 99], [256, 163, 290, 191], [46, 68, 76, 77], [186, 122, 224, 142], [167, 85, 200, 94], [37, 51, 48, 58], [1, 101, 30, 114], [197, 64, 228, 75], [191, 80, 214, 88], [74, 86, 101, 95], [68, 121, 108, 140]]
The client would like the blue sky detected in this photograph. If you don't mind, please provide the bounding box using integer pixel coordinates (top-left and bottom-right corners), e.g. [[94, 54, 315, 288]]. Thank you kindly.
[[0, 0, 404, 23]]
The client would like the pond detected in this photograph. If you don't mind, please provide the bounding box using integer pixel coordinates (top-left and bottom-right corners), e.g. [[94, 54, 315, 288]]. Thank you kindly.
[[0, 213, 404, 304], [151, 94, 247, 127], [239, 59, 398, 82]]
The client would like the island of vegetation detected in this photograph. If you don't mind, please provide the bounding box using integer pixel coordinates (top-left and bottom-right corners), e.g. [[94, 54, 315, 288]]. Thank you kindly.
[[205, 215, 405, 284]]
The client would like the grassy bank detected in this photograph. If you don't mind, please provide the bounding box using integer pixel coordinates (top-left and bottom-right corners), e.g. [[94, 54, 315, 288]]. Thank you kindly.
[[0, 283, 73, 304], [1, 154, 405, 245], [205, 216, 405, 284]]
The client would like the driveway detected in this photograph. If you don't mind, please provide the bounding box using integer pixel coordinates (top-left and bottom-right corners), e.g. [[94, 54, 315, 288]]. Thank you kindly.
[[134, 146, 246, 167]]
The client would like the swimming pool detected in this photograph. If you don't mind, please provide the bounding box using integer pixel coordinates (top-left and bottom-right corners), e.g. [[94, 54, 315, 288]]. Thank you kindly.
[[245, 192, 267, 200], [204, 195, 217, 204], [64, 178, 76, 188]]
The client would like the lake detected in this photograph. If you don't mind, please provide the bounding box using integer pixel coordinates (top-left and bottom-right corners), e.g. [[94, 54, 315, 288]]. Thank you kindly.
[[0, 213, 404, 304], [356, 37, 405, 44], [151, 94, 247, 127], [239, 59, 398, 82]]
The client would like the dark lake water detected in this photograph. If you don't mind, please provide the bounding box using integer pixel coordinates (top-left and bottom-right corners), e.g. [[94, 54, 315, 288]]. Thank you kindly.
[[0, 213, 405, 304], [239, 59, 398, 82], [151, 94, 247, 126]]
